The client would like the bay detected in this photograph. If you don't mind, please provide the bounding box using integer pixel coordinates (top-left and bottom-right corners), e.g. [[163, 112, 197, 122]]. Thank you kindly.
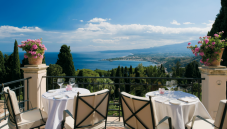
[[3, 51, 156, 71]]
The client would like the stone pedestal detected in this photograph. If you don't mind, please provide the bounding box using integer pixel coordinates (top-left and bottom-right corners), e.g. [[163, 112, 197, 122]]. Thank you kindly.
[[199, 65, 227, 119], [21, 64, 49, 110]]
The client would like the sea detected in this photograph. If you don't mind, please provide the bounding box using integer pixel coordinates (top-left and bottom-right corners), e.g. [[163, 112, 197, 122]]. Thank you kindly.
[[3, 51, 155, 71]]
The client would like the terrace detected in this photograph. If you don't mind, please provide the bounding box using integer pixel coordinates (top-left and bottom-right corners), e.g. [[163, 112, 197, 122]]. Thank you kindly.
[[0, 64, 226, 129]]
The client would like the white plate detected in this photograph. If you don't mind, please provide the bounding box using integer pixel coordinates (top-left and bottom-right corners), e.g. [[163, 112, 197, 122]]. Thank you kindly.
[[148, 93, 155, 97], [48, 90, 56, 93], [54, 95, 63, 99], [169, 100, 181, 105]]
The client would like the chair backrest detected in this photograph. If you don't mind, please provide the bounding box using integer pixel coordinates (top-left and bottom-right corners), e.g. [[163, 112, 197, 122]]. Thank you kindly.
[[72, 89, 110, 128], [214, 100, 227, 129], [120, 92, 158, 129], [3, 89, 21, 127]]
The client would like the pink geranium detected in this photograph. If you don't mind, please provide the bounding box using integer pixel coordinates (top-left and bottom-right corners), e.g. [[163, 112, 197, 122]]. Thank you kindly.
[[188, 42, 191, 45], [18, 38, 47, 59], [187, 31, 227, 66]]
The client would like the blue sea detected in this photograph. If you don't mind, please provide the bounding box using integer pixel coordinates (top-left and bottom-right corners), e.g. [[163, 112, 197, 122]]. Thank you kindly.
[[3, 52, 155, 71]]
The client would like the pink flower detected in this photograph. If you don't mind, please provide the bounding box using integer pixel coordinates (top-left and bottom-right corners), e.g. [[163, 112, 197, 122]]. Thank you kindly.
[[214, 34, 219, 37], [29, 43, 31, 45], [199, 52, 204, 56], [200, 45, 202, 47], [207, 36, 211, 39], [222, 40, 225, 42], [200, 59, 203, 63], [204, 39, 209, 44], [18, 45, 21, 48], [44, 47, 47, 50], [195, 53, 197, 56], [221, 59, 223, 61], [219, 32, 222, 35], [36, 39, 41, 43], [27, 39, 31, 41], [195, 47, 200, 53], [34, 56, 37, 58], [39, 55, 43, 59], [24, 55, 28, 58], [188, 42, 191, 45], [32, 44, 38, 50], [21, 41, 25, 43], [222, 31, 224, 33], [22, 44, 26, 47], [199, 37, 202, 39], [212, 42, 215, 45]]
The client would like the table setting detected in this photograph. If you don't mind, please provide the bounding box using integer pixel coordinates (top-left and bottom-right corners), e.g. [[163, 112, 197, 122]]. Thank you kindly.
[[145, 88, 212, 129], [41, 78, 90, 129]]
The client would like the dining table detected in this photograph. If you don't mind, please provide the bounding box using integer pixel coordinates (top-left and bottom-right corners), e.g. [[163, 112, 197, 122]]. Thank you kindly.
[[145, 91, 212, 129], [42, 88, 90, 129]]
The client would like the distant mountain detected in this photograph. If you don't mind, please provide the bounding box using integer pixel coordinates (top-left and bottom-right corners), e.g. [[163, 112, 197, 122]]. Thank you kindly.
[[100, 40, 198, 54]]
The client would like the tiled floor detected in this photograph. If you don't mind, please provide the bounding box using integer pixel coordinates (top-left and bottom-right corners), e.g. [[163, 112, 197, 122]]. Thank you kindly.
[[0, 117, 126, 129]]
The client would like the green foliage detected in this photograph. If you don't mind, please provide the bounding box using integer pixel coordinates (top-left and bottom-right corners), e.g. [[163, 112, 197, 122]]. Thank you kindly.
[[47, 64, 66, 89], [12, 40, 21, 81], [208, 0, 227, 66], [94, 69, 110, 77], [0, 51, 5, 83], [56, 45, 75, 76]]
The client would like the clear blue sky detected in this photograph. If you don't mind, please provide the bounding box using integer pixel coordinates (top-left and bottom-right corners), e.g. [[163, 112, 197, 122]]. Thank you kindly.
[[0, 0, 221, 52]]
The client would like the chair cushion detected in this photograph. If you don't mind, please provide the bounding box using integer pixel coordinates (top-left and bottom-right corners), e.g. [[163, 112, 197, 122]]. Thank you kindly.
[[8, 90, 20, 115], [8, 109, 48, 129], [214, 100, 227, 128], [186, 119, 214, 129], [64, 116, 105, 129]]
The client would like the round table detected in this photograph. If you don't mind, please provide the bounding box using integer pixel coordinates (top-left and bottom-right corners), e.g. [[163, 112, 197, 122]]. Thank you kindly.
[[145, 91, 212, 129], [42, 88, 90, 129]]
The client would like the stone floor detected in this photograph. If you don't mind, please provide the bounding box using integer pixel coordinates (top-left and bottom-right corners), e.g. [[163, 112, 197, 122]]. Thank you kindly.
[[0, 117, 125, 129]]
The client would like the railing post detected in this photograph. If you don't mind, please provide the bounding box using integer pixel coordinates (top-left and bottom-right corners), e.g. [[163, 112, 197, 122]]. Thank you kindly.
[[21, 64, 49, 110], [199, 65, 227, 119], [27, 78, 29, 110]]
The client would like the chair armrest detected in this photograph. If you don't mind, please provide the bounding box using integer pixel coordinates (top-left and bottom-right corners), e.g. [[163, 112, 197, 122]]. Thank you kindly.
[[191, 115, 217, 128], [157, 116, 172, 129], [63, 110, 74, 121]]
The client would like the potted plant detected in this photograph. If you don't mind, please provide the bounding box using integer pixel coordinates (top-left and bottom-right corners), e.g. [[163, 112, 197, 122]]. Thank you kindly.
[[18, 38, 47, 65], [187, 31, 227, 66]]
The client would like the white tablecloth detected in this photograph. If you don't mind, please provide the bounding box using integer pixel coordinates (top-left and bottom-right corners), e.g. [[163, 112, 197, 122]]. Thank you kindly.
[[42, 88, 90, 129], [145, 91, 212, 129]]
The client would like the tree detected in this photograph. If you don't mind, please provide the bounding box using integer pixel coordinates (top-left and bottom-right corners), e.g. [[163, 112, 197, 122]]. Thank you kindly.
[[56, 45, 75, 76], [0, 51, 5, 84], [207, 0, 227, 66], [129, 65, 133, 74], [12, 40, 21, 82], [115, 66, 122, 97], [47, 64, 66, 89], [160, 64, 165, 74]]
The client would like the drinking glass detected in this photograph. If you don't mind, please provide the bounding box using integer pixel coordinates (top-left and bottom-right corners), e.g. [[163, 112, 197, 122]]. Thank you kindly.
[[69, 78, 75, 87], [57, 78, 64, 93]]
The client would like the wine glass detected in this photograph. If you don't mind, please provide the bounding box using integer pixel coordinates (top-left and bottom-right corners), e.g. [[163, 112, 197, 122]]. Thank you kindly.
[[69, 78, 75, 87], [57, 78, 64, 93]]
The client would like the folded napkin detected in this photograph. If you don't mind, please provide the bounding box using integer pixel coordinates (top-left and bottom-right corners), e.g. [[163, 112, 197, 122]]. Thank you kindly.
[[65, 93, 76, 98], [43, 93, 58, 98], [154, 97, 169, 103], [178, 97, 198, 103]]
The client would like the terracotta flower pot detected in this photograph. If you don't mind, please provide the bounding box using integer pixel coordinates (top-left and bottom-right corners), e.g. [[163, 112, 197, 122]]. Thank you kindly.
[[28, 54, 43, 65], [209, 48, 225, 66]]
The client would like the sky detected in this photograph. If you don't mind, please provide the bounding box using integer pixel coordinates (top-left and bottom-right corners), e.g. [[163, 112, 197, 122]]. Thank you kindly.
[[0, 0, 222, 52]]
